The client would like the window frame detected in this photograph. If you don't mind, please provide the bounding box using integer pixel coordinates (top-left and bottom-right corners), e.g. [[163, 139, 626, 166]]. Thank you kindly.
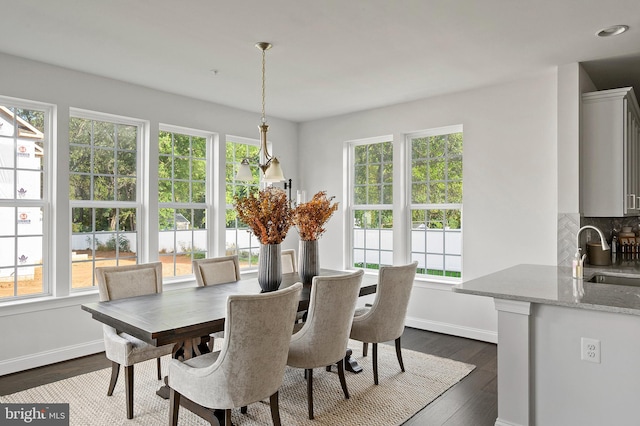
[[406, 124, 463, 282], [345, 135, 394, 272], [157, 124, 213, 280], [0, 96, 54, 301], [68, 108, 146, 291], [224, 135, 263, 271]]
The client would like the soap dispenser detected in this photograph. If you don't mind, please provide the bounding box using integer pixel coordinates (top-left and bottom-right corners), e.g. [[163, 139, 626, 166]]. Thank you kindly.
[[572, 248, 586, 279]]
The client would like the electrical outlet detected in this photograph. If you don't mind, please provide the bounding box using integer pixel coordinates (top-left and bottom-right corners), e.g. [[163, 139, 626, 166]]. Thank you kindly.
[[581, 338, 601, 363]]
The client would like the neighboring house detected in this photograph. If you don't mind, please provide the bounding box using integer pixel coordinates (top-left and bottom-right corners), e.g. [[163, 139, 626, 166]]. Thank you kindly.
[[0, 106, 43, 282]]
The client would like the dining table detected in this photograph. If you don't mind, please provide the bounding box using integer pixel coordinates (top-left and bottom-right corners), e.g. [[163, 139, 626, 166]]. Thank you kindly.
[[81, 268, 377, 425]]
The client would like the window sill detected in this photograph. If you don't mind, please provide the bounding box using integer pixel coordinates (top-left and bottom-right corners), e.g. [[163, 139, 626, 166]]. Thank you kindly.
[[413, 276, 457, 291], [361, 269, 458, 291], [0, 291, 101, 317]]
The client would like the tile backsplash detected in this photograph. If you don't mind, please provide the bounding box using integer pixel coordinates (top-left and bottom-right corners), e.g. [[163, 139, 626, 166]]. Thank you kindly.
[[557, 215, 640, 266], [581, 217, 640, 241]]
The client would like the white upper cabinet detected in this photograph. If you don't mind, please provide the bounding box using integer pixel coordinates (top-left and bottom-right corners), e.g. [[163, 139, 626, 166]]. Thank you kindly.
[[581, 87, 640, 217]]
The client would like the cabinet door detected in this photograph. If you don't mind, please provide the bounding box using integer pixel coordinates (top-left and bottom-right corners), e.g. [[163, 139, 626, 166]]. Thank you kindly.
[[625, 100, 637, 214], [633, 108, 640, 213]]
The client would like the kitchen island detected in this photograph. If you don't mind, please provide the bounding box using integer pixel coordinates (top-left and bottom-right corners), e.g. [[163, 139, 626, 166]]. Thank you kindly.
[[454, 264, 640, 426]]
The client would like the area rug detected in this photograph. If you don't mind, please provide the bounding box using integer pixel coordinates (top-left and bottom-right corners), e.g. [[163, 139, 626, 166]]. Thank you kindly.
[[0, 341, 474, 425]]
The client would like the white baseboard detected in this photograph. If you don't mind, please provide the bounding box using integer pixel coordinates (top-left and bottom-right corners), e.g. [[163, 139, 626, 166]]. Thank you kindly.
[[0, 320, 496, 377], [0, 339, 105, 377], [495, 418, 524, 426], [405, 316, 498, 344]]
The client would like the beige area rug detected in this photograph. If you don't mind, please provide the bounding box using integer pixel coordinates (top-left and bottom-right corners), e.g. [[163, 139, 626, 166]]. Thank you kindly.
[[0, 341, 474, 425]]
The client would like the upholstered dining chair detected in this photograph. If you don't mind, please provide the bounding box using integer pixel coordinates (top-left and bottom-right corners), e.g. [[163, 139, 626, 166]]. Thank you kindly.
[[281, 249, 297, 273], [349, 261, 418, 385], [192, 255, 241, 348], [168, 282, 303, 426], [95, 262, 174, 419], [192, 254, 241, 287], [287, 269, 364, 420]]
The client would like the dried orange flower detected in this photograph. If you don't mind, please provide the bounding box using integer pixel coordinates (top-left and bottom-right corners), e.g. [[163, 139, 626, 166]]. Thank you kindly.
[[234, 186, 292, 245], [292, 191, 339, 241]]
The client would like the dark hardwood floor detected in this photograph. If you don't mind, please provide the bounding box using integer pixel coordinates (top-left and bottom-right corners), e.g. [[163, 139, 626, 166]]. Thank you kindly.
[[0, 327, 497, 425]]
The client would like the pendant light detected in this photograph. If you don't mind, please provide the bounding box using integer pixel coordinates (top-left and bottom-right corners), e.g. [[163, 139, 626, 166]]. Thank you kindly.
[[235, 42, 285, 182]]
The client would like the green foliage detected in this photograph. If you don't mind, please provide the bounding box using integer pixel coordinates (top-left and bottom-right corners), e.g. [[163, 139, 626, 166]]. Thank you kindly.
[[410, 132, 463, 204], [410, 208, 461, 230], [104, 234, 131, 252], [354, 209, 393, 229], [84, 234, 132, 253], [179, 243, 206, 260], [354, 262, 381, 270], [353, 141, 393, 205], [158, 130, 207, 204], [225, 141, 260, 226], [416, 267, 461, 278]]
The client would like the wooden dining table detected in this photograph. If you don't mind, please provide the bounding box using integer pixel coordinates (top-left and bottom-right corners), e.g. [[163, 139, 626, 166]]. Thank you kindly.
[[81, 268, 377, 425]]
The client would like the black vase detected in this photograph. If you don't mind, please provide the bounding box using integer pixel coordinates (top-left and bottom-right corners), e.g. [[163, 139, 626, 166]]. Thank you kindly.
[[258, 244, 282, 292], [298, 239, 319, 284]]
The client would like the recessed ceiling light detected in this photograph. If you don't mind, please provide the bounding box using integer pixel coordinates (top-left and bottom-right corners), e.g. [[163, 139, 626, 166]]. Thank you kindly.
[[596, 25, 629, 37]]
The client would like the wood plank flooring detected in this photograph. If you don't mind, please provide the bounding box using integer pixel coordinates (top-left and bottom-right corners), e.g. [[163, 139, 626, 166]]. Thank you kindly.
[[0, 327, 497, 425]]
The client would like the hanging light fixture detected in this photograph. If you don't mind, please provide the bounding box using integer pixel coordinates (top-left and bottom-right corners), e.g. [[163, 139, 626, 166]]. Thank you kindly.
[[235, 42, 285, 183]]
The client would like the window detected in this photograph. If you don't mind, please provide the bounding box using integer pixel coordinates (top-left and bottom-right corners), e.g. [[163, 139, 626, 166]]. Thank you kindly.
[[69, 111, 142, 289], [348, 137, 394, 271], [158, 127, 210, 278], [0, 99, 51, 300], [409, 127, 463, 279], [225, 138, 261, 269]]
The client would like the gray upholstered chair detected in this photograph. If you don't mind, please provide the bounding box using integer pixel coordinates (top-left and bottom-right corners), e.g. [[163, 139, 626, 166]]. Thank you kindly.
[[192, 255, 241, 287], [282, 248, 306, 322], [192, 255, 241, 348], [168, 282, 303, 426], [95, 262, 174, 419], [349, 261, 418, 385], [281, 249, 296, 273], [287, 270, 364, 420]]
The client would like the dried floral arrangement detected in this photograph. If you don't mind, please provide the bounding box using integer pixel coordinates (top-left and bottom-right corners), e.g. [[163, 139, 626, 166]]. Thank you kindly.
[[292, 191, 339, 241], [233, 186, 292, 245]]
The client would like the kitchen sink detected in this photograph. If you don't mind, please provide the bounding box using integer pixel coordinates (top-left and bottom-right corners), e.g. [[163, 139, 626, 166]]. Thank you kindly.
[[587, 273, 640, 287]]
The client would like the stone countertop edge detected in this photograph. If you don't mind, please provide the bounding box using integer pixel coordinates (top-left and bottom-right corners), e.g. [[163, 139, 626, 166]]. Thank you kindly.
[[452, 264, 640, 316]]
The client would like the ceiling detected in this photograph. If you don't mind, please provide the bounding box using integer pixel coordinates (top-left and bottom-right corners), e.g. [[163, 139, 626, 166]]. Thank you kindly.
[[2, 0, 640, 122]]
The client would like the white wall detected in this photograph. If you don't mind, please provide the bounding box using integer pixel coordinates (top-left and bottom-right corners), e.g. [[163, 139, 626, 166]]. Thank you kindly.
[[299, 71, 559, 342], [0, 52, 299, 374]]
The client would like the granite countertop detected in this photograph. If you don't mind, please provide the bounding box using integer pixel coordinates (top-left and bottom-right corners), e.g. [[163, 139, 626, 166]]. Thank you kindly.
[[452, 264, 640, 316]]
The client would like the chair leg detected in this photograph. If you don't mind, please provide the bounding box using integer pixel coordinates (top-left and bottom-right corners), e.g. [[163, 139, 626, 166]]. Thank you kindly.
[[157, 358, 162, 380], [107, 361, 120, 396], [337, 359, 350, 399], [241, 406, 248, 414], [124, 365, 134, 419], [224, 408, 232, 426], [363, 342, 368, 357], [306, 368, 314, 420], [373, 343, 379, 385], [395, 337, 405, 372], [169, 388, 181, 426], [269, 391, 282, 426]]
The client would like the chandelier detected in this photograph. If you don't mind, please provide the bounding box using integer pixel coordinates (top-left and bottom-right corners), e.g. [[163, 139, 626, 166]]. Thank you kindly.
[[235, 42, 285, 183]]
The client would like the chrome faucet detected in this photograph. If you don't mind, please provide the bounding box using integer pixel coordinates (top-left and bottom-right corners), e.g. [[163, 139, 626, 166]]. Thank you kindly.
[[573, 225, 610, 279]]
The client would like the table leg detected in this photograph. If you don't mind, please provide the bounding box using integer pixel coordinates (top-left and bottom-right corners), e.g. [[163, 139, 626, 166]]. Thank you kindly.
[[344, 348, 363, 374]]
